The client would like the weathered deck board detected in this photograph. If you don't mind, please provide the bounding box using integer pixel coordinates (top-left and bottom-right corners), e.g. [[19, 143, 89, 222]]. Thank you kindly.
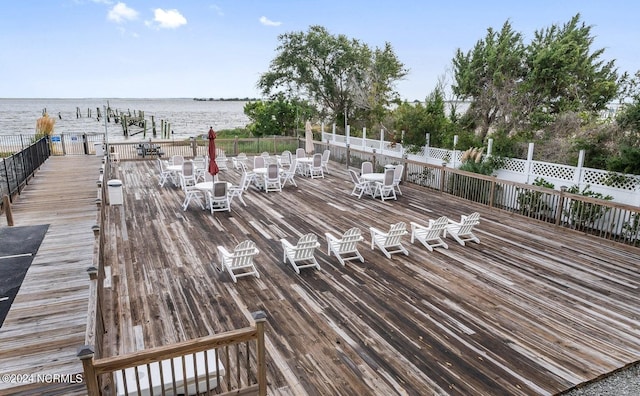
[[0, 156, 101, 395], [103, 159, 640, 395]]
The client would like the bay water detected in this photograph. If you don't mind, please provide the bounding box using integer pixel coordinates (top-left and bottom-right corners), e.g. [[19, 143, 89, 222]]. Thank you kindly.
[[0, 98, 250, 142]]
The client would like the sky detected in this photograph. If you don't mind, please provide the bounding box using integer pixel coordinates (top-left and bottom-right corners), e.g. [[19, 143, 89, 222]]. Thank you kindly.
[[1, 1, 638, 101]]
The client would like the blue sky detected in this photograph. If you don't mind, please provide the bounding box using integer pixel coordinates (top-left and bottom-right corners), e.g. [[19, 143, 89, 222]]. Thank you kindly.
[[1, 1, 638, 101]]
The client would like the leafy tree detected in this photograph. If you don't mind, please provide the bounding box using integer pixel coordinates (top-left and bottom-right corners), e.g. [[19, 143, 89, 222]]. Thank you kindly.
[[452, 20, 526, 140], [243, 95, 315, 137], [523, 14, 618, 127], [452, 14, 618, 138], [393, 88, 455, 148], [258, 25, 407, 130]]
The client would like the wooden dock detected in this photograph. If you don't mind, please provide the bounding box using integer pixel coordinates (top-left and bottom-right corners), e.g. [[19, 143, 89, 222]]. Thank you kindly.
[[0, 156, 102, 395], [98, 159, 640, 395]]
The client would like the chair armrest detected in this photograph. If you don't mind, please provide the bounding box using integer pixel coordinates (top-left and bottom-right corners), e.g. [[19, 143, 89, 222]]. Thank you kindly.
[[280, 238, 294, 250], [217, 246, 231, 258], [410, 221, 426, 232]]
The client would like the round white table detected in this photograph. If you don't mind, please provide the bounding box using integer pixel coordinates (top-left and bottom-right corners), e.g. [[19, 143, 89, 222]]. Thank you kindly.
[[360, 173, 385, 183]]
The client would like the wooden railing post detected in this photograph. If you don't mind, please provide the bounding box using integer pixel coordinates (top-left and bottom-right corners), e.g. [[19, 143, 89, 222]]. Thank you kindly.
[[3, 194, 13, 226], [252, 311, 267, 396], [555, 186, 567, 226], [77, 346, 100, 395], [489, 176, 497, 209], [345, 144, 350, 169], [190, 137, 198, 157]]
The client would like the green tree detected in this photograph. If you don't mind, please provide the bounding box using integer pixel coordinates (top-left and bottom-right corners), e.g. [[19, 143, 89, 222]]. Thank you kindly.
[[258, 25, 407, 130], [244, 95, 315, 137], [452, 20, 526, 140], [523, 14, 618, 127], [452, 14, 618, 138]]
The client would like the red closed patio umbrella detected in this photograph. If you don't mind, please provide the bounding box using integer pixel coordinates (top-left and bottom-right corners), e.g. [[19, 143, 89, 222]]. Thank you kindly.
[[208, 127, 219, 177]]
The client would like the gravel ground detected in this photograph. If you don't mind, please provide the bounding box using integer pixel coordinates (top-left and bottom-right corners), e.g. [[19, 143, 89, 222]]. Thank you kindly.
[[560, 362, 640, 395]]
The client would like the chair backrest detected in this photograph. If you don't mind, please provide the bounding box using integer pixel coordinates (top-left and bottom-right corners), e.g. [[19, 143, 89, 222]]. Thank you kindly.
[[281, 150, 292, 164], [361, 161, 373, 175], [312, 153, 322, 167], [383, 168, 395, 186], [393, 165, 404, 182], [292, 233, 318, 260], [212, 181, 227, 198], [157, 158, 166, 172], [171, 155, 184, 166], [422, 216, 449, 239], [337, 228, 362, 252], [321, 149, 330, 163], [349, 169, 361, 185], [261, 151, 270, 158], [295, 148, 306, 159], [254, 156, 265, 168], [230, 240, 258, 268], [384, 222, 407, 246], [459, 212, 481, 234], [267, 163, 279, 179], [182, 160, 194, 177], [287, 158, 298, 174]]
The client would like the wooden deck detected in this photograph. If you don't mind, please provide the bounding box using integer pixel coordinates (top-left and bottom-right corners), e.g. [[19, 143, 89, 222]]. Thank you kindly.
[[0, 156, 102, 395], [95, 159, 640, 396]]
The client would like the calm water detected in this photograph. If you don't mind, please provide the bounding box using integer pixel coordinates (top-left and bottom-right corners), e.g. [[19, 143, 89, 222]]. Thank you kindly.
[[0, 98, 250, 142]]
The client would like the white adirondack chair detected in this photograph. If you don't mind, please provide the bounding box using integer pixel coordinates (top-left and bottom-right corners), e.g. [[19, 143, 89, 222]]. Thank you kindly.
[[281, 233, 321, 274], [369, 222, 409, 258], [410, 216, 449, 251], [445, 212, 481, 246], [325, 227, 364, 266], [217, 240, 260, 283]]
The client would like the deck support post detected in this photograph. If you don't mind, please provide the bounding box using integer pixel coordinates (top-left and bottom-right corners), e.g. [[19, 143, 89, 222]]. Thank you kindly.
[[252, 311, 267, 396]]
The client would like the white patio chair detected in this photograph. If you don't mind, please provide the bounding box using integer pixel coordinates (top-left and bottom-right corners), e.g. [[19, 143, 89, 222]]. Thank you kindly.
[[264, 163, 282, 192], [445, 212, 481, 246], [361, 161, 373, 175], [157, 158, 174, 187], [207, 181, 230, 214], [233, 153, 249, 170], [215, 149, 228, 170], [392, 164, 404, 195], [253, 155, 265, 169], [349, 169, 371, 198], [373, 168, 397, 201], [308, 153, 324, 179], [280, 158, 298, 187], [321, 149, 331, 174], [325, 227, 364, 266], [171, 155, 184, 166], [180, 161, 205, 211], [410, 216, 449, 251], [279, 150, 292, 167], [295, 147, 306, 159], [369, 222, 409, 259], [217, 240, 260, 283], [228, 171, 252, 207], [281, 233, 321, 274], [193, 156, 206, 182]]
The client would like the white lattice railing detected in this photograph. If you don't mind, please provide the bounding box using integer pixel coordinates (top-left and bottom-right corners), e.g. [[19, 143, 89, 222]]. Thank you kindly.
[[324, 130, 640, 206]]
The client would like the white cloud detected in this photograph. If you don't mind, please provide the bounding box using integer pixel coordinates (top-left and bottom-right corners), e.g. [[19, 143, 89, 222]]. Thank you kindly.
[[107, 2, 138, 23], [259, 16, 281, 27], [151, 8, 187, 29]]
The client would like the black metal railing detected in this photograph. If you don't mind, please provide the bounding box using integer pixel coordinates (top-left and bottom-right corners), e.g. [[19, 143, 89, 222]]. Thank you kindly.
[[0, 137, 50, 211]]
